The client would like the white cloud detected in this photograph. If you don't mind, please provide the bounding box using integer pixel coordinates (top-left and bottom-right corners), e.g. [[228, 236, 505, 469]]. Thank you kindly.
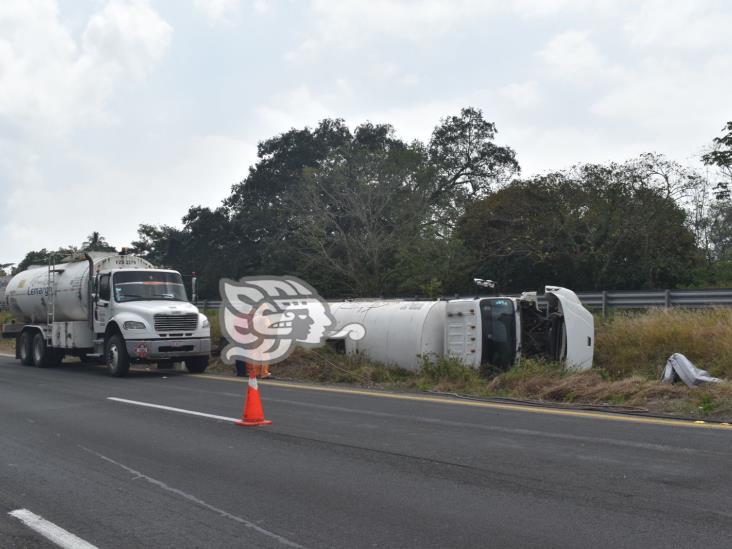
[[0, 0, 172, 134], [193, 0, 272, 25], [624, 0, 732, 50], [256, 85, 333, 134], [538, 30, 606, 76], [0, 134, 256, 263], [83, 0, 172, 79], [498, 81, 541, 110], [590, 54, 732, 156], [193, 0, 241, 24], [286, 0, 499, 61]]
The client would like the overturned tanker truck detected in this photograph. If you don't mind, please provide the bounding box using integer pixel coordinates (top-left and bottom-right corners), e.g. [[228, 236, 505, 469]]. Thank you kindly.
[[2, 251, 211, 376], [328, 286, 594, 372]]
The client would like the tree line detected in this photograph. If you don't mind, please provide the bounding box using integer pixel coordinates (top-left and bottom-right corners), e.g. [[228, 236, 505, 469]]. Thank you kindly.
[[11, 110, 732, 299]]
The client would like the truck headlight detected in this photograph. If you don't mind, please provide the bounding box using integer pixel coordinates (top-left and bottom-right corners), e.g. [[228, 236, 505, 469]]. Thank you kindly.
[[123, 321, 146, 330], [200, 316, 210, 328]]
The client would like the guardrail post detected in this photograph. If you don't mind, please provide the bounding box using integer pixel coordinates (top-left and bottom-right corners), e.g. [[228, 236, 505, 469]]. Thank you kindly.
[[664, 289, 671, 310], [601, 290, 608, 318]]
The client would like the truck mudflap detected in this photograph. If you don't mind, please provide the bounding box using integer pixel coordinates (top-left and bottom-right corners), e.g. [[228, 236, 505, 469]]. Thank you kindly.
[[125, 338, 211, 360], [545, 286, 594, 371]]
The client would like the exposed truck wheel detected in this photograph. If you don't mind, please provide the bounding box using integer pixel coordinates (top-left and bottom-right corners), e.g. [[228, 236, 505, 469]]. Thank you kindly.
[[18, 332, 34, 366], [32, 332, 62, 368], [105, 334, 130, 377], [185, 356, 209, 374]]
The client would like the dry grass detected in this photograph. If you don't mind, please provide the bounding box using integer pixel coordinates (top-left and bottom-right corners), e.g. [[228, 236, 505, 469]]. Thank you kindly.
[[594, 308, 732, 379]]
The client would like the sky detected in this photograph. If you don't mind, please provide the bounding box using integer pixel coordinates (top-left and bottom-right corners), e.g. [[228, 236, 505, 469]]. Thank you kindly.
[[1, 0, 731, 265]]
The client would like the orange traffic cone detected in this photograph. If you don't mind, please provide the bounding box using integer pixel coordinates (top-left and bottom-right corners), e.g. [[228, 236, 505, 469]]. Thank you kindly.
[[235, 372, 272, 426]]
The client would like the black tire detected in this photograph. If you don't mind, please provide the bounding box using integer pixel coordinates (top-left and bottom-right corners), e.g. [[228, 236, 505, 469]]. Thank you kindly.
[[185, 356, 209, 374], [18, 332, 33, 366], [105, 334, 130, 377], [32, 332, 61, 368]]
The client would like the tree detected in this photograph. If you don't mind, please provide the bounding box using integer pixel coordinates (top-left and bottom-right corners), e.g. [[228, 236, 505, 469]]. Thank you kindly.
[[427, 107, 520, 232], [225, 119, 353, 276], [702, 121, 732, 201], [81, 231, 116, 252], [13, 246, 78, 274], [292, 126, 430, 295], [458, 162, 699, 291], [131, 209, 243, 299], [130, 109, 518, 297]]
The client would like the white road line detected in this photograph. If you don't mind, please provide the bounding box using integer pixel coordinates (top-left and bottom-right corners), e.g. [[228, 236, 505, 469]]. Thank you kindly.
[[8, 509, 99, 549], [79, 446, 304, 548], [107, 397, 239, 422]]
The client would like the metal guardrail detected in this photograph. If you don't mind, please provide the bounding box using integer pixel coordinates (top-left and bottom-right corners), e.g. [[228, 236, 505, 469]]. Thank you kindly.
[[195, 288, 732, 316]]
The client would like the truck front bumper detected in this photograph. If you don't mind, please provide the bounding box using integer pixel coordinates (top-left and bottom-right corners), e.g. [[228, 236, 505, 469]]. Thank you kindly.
[[125, 338, 211, 360]]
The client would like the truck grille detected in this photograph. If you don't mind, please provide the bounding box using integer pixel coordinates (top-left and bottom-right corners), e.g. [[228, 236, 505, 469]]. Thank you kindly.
[[154, 314, 198, 332]]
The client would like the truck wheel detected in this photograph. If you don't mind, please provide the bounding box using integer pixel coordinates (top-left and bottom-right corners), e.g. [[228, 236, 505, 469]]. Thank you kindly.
[[32, 332, 60, 368], [18, 332, 34, 366], [185, 356, 209, 374], [105, 335, 130, 377]]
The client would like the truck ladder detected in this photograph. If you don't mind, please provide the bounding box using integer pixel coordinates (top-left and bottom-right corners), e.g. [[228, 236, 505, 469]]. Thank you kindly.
[[47, 255, 56, 335]]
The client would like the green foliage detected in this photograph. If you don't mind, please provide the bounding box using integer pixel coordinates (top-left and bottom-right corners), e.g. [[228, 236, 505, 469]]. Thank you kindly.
[[458, 162, 700, 291], [14, 246, 79, 274], [702, 121, 732, 200], [697, 393, 718, 416], [417, 355, 482, 392], [81, 232, 115, 252]]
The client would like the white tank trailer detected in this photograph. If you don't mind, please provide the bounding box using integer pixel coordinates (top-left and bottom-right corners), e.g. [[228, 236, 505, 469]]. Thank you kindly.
[[2, 252, 211, 376], [328, 286, 594, 372]]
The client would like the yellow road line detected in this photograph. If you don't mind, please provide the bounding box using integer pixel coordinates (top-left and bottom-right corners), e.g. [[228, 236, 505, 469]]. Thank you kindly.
[[192, 374, 732, 431]]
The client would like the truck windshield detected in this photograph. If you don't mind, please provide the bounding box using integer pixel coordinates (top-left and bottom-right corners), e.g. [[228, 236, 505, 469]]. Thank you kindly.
[[113, 271, 188, 303], [480, 298, 516, 371]]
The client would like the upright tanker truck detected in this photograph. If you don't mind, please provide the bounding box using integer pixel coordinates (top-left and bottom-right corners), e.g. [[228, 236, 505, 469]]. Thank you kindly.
[[1, 251, 210, 377], [329, 286, 595, 372]]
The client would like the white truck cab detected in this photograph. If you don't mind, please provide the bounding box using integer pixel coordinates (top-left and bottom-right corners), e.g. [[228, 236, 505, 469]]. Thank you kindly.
[[445, 287, 594, 371]]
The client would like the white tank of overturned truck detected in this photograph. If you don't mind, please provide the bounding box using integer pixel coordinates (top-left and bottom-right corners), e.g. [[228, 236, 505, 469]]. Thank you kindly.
[[328, 286, 594, 373]]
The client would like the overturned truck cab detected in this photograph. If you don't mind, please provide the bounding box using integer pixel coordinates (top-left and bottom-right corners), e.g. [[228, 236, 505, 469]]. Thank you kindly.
[[329, 286, 594, 373]]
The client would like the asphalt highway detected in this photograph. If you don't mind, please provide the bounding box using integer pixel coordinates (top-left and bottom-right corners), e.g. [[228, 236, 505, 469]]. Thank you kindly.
[[1, 354, 732, 548]]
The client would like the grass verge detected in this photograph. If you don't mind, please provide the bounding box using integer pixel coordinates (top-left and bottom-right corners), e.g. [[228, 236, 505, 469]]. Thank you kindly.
[[207, 348, 732, 421], [207, 307, 732, 422]]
